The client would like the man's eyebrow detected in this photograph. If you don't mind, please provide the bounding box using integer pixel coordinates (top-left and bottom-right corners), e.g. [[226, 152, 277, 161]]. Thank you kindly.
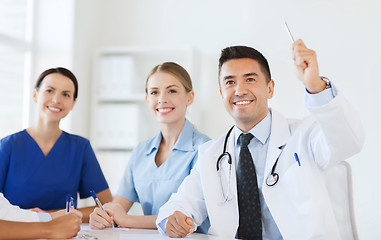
[[223, 72, 258, 81], [223, 75, 235, 81], [243, 72, 258, 77]]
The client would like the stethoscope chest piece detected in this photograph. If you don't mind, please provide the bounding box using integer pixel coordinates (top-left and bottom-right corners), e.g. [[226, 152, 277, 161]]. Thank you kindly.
[[266, 173, 279, 186], [265, 145, 284, 187]]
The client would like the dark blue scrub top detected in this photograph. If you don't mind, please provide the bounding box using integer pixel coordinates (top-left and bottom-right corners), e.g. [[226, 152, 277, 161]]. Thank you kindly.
[[0, 130, 109, 210]]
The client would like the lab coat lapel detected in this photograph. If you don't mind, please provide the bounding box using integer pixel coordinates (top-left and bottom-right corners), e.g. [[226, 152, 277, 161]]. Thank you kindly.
[[210, 128, 238, 203], [205, 128, 239, 237], [224, 126, 239, 234], [264, 110, 291, 182], [209, 128, 237, 203]]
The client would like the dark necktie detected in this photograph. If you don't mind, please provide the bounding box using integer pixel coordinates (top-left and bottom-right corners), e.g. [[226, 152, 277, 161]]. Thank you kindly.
[[236, 133, 262, 240]]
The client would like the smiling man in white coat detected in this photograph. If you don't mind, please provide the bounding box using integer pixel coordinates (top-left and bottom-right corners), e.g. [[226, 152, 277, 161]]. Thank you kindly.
[[156, 39, 364, 240]]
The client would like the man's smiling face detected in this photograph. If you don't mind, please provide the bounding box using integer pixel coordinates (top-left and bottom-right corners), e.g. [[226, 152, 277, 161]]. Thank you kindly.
[[219, 58, 274, 132]]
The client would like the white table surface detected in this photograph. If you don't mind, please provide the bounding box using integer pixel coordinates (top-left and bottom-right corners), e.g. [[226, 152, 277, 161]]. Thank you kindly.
[[73, 224, 228, 240]]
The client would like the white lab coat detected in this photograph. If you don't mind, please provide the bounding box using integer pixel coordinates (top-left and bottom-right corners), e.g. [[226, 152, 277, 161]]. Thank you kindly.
[[0, 193, 42, 222], [157, 93, 364, 240]]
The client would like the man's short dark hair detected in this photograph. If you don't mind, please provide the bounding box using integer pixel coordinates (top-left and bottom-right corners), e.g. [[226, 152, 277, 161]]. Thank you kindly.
[[218, 46, 271, 84]]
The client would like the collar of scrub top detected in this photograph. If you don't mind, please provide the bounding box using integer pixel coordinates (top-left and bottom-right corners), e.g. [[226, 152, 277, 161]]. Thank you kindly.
[[144, 119, 195, 156], [233, 110, 272, 160]]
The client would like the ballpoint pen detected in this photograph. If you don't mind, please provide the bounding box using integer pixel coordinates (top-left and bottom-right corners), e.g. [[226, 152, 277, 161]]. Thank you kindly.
[[284, 21, 295, 43], [294, 153, 301, 166], [90, 190, 115, 228], [66, 194, 74, 214]]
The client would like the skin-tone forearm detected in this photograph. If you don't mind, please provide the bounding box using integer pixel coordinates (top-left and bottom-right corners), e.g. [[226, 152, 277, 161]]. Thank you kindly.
[[78, 206, 96, 223], [0, 213, 81, 239], [45, 206, 94, 223], [96, 189, 113, 205], [90, 205, 158, 229], [90, 196, 157, 229], [118, 214, 158, 229], [110, 196, 157, 228], [0, 221, 54, 239]]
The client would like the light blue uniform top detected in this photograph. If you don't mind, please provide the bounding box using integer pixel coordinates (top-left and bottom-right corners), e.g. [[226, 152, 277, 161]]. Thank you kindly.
[[117, 119, 210, 215]]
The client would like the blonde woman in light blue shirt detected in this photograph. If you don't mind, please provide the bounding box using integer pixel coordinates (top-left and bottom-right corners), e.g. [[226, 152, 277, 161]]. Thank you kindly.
[[89, 62, 210, 231]]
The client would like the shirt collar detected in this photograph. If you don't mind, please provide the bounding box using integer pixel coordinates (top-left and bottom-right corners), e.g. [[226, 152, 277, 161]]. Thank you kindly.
[[144, 119, 195, 155], [234, 110, 272, 146], [173, 119, 195, 152]]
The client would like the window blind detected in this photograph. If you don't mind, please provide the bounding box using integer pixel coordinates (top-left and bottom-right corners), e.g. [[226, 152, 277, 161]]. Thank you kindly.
[[0, 0, 29, 138]]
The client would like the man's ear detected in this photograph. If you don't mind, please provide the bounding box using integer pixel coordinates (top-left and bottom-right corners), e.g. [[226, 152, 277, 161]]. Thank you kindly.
[[267, 79, 275, 99]]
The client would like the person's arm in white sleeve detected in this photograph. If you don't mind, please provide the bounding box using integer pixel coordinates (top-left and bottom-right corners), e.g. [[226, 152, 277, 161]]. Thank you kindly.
[[292, 39, 365, 168], [156, 159, 208, 238], [36, 212, 52, 222], [0, 193, 41, 222]]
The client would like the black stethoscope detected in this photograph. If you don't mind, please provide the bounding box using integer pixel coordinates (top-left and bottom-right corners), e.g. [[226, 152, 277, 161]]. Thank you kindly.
[[216, 126, 281, 202]]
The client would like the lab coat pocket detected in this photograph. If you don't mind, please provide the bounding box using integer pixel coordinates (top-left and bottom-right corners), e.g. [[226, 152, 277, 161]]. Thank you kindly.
[[273, 156, 338, 239], [282, 160, 324, 207]]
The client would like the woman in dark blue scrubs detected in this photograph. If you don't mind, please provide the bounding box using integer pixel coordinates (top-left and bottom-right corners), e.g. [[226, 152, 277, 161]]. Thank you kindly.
[[0, 67, 112, 222]]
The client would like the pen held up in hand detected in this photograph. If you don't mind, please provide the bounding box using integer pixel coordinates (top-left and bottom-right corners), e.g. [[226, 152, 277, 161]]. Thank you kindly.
[[284, 21, 295, 43]]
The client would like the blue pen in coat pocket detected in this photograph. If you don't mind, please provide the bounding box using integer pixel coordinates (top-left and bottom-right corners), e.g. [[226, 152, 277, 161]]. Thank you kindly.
[[294, 153, 301, 166]]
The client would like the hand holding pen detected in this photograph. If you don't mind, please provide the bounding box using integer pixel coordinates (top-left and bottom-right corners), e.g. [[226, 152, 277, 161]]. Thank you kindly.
[[284, 21, 324, 93], [90, 190, 115, 228]]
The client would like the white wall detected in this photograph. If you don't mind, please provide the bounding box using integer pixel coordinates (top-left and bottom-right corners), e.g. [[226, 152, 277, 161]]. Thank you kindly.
[[28, 0, 75, 130], [71, 0, 380, 238]]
